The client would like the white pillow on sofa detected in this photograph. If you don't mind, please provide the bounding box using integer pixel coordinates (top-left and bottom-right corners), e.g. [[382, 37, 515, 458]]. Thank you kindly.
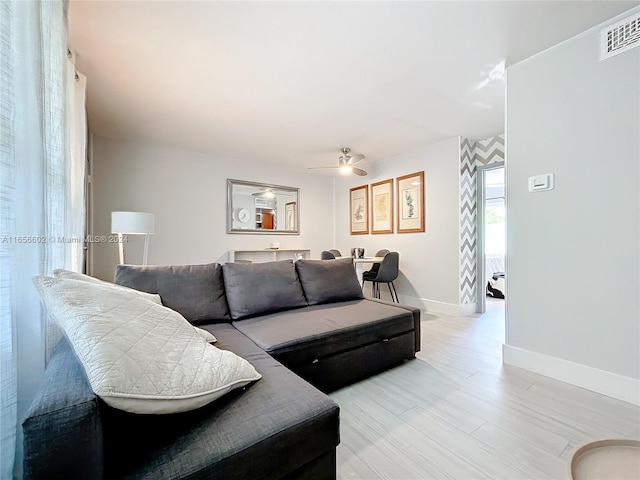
[[54, 268, 162, 303], [53, 269, 216, 343], [33, 276, 261, 414]]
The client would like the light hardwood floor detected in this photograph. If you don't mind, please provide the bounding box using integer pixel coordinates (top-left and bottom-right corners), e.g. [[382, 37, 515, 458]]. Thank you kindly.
[[331, 299, 640, 479]]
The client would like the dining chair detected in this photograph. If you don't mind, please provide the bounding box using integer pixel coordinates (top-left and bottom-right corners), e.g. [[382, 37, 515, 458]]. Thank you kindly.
[[321, 250, 336, 260], [329, 249, 341, 257], [362, 251, 399, 302], [362, 249, 389, 278]]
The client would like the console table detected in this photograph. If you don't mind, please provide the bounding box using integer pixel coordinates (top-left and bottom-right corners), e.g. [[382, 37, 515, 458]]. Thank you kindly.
[[229, 249, 311, 263]]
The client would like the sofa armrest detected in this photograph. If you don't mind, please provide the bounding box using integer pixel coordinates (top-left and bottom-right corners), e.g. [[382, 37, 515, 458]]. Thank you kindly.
[[22, 337, 104, 480], [366, 298, 421, 352]]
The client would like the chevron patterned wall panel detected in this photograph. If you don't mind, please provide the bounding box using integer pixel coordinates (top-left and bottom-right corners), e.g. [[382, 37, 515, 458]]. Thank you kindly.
[[460, 138, 476, 306], [474, 135, 505, 167], [459, 134, 505, 307]]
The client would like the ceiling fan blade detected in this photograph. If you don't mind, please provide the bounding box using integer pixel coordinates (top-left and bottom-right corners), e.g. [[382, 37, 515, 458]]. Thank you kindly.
[[347, 154, 365, 164], [307, 166, 339, 170], [352, 167, 368, 176]]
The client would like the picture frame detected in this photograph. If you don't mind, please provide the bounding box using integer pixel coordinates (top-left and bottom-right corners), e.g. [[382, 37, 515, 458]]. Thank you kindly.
[[349, 184, 369, 235], [371, 179, 393, 234], [396, 171, 425, 233], [285, 202, 296, 231]]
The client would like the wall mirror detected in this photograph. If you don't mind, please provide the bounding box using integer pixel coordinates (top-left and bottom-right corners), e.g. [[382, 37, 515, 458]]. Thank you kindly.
[[227, 179, 300, 235]]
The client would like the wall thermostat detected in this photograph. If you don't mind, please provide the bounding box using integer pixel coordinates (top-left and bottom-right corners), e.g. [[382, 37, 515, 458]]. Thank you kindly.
[[528, 174, 554, 192]]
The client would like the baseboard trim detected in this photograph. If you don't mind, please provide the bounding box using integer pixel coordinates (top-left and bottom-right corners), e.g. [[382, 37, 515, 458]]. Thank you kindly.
[[397, 295, 468, 317], [503, 344, 640, 406]]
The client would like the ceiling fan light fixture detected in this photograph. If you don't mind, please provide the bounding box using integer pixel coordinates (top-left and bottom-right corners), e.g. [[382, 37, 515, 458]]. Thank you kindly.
[[307, 147, 367, 176]]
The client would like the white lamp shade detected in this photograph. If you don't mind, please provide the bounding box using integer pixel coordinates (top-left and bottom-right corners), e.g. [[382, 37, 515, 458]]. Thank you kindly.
[[111, 212, 155, 235]]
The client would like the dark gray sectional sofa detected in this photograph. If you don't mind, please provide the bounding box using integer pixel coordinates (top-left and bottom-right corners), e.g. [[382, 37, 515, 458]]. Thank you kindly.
[[23, 258, 421, 479]]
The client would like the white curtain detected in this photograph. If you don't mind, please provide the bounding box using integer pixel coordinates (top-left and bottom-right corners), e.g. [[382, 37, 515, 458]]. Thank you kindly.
[[0, 1, 86, 477], [0, 3, 18, 478]]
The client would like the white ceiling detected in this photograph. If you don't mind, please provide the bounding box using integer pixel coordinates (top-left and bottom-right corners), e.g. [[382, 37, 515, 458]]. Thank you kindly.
[[68, 1, 638, 171]]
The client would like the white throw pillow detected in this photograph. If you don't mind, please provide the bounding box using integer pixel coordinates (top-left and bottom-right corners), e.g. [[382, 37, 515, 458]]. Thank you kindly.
[[53, 269, 216, 343], [193, 326, 217, 343], [53, 268, 162, 303], [33, 276, 260, 414]]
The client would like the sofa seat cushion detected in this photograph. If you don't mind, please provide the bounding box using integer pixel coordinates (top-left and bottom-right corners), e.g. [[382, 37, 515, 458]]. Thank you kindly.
[[232, 299, 415, 367], [103, 323, 340, 480], [115, 263, 230, 323]]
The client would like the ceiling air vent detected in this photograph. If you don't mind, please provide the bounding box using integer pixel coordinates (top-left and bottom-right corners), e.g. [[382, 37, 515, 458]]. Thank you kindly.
[[601, 12, 640, 60]]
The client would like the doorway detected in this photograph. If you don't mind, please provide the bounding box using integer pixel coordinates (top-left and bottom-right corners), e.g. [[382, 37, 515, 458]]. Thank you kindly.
[[476, 163, 505, 313]]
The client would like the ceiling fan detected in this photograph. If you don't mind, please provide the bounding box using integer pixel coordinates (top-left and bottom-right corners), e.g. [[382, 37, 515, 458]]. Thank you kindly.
[[251, 187, 293, 198], [308, 147, 367, 176], [252, 188, 275, 198]]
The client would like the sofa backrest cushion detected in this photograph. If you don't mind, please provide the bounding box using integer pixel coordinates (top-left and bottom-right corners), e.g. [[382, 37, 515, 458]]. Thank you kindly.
[[222, 260, 308, 320], [114, 263, 230, 323], [295, 258, 364, 305]]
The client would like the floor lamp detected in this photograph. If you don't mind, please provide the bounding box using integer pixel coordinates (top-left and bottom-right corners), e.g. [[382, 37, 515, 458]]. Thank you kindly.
[[111, 212, 155, 265]]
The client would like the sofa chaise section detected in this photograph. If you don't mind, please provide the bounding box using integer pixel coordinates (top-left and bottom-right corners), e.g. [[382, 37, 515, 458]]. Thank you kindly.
[[103, 323, 339, 480], [23, 325, 339, 480]]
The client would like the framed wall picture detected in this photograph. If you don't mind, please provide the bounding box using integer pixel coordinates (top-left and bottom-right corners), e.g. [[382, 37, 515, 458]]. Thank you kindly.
[[285, 202, 296, 231], [371, 179, 393, 234], [396, 171, 425, 233], [349, 185, 369, 235]]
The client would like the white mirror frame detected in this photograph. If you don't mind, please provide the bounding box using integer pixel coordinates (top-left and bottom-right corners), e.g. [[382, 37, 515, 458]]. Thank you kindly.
[[227, 179, 300, 235]]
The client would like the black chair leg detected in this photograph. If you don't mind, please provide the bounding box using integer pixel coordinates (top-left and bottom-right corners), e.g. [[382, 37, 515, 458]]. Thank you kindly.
[[390, 282, 399, 302]]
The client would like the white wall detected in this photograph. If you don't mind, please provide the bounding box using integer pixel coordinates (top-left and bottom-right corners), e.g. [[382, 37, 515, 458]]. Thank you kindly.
[[334, 137, 462, 313], [90, 136, 334, 281], [505, 8, 640, 403]]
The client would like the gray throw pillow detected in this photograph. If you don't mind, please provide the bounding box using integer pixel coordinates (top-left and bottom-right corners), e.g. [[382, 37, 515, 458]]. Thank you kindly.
[[295, 258, 364, 305], [114, 263, 230, 323], [222, 260, 308, 320]]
